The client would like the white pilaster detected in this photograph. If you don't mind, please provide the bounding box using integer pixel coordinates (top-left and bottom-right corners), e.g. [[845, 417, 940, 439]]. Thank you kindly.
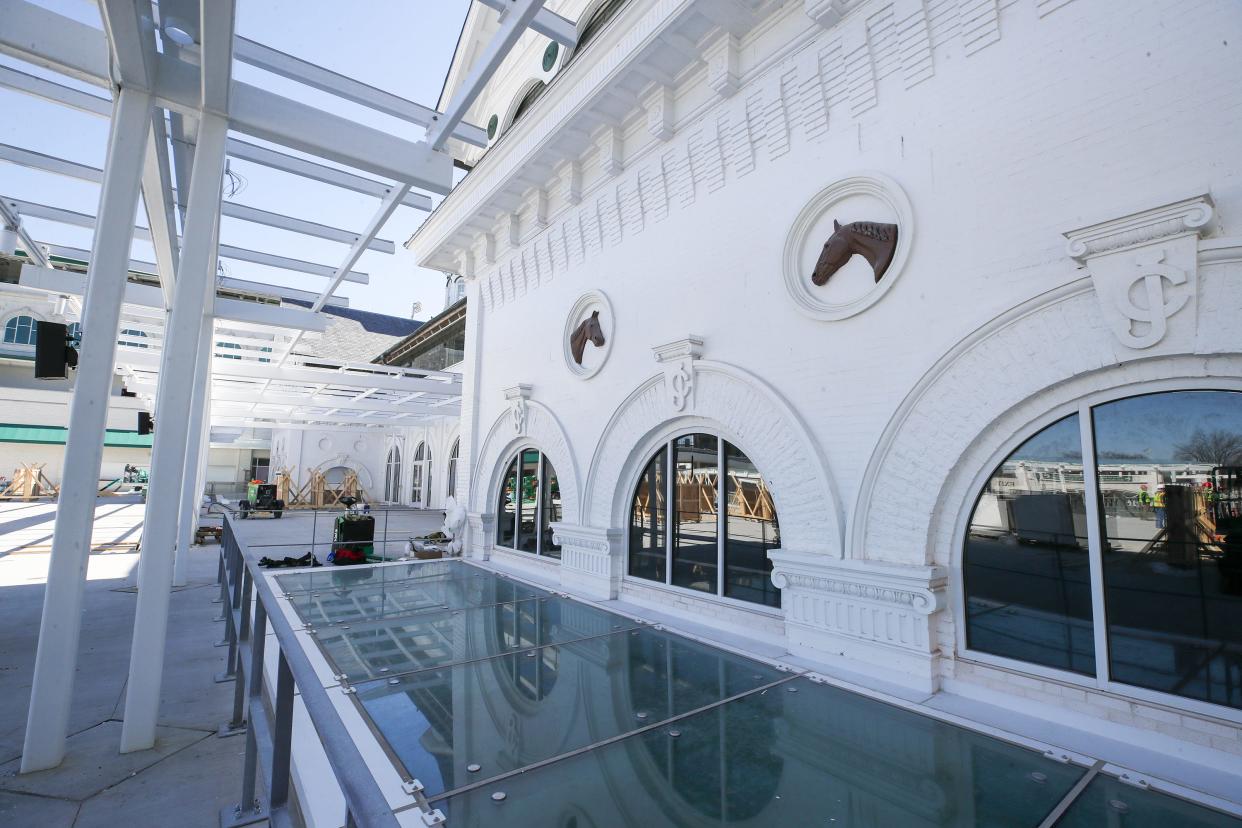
[[21, 87, 153, 774], [769, 550, 947, 693], [554, 523, 623, 600]]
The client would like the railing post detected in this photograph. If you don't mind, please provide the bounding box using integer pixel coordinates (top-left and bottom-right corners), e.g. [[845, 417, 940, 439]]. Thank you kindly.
[[269, 650, 295, 811], [220, 568, 252, 734]]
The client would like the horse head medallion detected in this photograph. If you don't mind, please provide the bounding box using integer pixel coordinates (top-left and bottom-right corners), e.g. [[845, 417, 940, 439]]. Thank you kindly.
[[569, 310, 606, 365], [811, 220, 899, 286]]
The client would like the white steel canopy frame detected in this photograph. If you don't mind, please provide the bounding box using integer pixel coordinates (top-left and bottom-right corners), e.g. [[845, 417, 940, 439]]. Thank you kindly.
[[4, 0, 560, 772]]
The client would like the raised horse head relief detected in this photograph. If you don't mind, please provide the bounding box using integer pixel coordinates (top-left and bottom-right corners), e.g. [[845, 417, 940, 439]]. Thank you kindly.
[[570, 310, 606, 365], [811, 219, 899, 286]]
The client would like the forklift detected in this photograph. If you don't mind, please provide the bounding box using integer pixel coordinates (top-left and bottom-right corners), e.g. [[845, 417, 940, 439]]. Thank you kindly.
[[238, 481, 284, 519]]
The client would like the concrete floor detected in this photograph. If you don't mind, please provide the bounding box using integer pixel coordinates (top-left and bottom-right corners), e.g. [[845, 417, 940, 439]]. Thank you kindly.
[[0, 497, 245, 828]]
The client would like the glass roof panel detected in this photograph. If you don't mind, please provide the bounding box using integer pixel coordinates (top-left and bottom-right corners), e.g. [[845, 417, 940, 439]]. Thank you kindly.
[[352, 624, 789, 799], [436, 674, 1088, 826], [282, 569, 546, 627], [1053, 774, 1242, 827], [314, 596, 639, 683]]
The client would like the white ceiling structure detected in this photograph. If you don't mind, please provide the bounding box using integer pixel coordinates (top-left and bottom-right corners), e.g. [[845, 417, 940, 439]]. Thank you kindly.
[[3, 0, 582, 779], [0, 0, 576, 430]]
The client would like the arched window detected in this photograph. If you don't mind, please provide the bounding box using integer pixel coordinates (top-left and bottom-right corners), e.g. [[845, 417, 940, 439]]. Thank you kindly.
[[384, 446, 402, 503], [411, 442, 427, 506], [3, 315, 38, 345], [118, 328, 149, 349], [495, 448, 561, 559], [216, 340, 243, 360], [964, 389, 1242, 711], [447, 438, 460, 501], [628, 434, 781, 608], [568, 0, 627, 63], [507, 80, 545, 131]]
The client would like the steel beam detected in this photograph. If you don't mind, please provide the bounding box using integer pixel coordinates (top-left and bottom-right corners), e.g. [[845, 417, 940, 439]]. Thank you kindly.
[[233, 36, 488, 148], [21, 87, 152, 774], [224, 140, 433, 212], [142, 112, 181, 308], [1, 1, 454, 194], [478, 0, 577, 45], [122, 110, 231, 754], [173, 314, 213, 587], [208, 388, 455, 416], [5, 197, 371, 284], [0, 152, 393, 254], [19, 267, 328, 330], [428, 0, 546, 151], [219, 202, 395, 253], [0, 198, 49, 267], [117, 350, 461, 395], [0, 65, 111, 117]]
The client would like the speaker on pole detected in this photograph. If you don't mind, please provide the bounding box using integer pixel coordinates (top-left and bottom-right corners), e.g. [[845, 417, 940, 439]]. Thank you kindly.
[[34, 321, 74, 380]]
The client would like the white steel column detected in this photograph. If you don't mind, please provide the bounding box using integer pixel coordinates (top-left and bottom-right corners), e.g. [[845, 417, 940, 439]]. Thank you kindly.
[[120, 114, 229, 754], [172, 315, 213, 587], [21, 87, 152, 774]]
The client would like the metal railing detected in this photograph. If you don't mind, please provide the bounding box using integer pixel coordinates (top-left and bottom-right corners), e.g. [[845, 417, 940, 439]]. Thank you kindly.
[[214, 512, 405, 828]]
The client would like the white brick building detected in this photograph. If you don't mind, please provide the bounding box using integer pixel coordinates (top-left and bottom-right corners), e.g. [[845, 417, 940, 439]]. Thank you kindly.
[[408, 0, 1242, 769]]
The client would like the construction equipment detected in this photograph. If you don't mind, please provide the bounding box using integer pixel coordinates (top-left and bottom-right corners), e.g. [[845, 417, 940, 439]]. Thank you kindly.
[[238, 481, 284, 519]]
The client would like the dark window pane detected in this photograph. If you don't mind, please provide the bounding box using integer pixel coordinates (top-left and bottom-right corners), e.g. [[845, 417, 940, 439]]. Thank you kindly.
[[541, 457, 562, 559], [724, 442, 781, 608], [672, 434, 719, 594], [496, 457, 518, 548], [629, 446, 666, 582], [1093, 390, 1242, 709], [516, 449, 540, 553], [964, 414, 1096, 674]]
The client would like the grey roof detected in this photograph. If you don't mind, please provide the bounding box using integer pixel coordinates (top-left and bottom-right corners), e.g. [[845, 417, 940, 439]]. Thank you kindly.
[[285, 300, 424, 363]]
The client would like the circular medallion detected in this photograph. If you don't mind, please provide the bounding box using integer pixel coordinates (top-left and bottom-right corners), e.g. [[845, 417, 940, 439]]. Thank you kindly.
[[317, 437, 333, 452], [781, 173, 913, 321], [563, 290, 614, 379], [353, 440, 366, 453], [487, 114, 498, 141]]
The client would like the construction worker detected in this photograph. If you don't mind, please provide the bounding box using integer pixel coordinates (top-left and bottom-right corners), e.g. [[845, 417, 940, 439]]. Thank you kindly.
[[1138, 483, 1152, 508], [1154, 485, 1167, 529]]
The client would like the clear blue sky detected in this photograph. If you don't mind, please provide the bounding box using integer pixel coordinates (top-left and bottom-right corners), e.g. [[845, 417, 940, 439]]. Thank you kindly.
[[0, 0, 471, 319]]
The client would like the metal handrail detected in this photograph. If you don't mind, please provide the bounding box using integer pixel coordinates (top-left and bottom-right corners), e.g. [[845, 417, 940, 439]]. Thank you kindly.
[[216, 513, 407, 828]]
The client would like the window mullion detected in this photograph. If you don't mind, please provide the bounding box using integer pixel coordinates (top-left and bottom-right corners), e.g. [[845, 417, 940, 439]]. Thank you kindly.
[[665, 440, 673, 586], [534, 453, 544, 556], [1078, 401, 1110, 688], [717, 441, 725, 597]]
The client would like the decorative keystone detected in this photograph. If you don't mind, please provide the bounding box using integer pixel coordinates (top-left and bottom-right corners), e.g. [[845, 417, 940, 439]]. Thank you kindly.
[[503, 384, 532, 436], [652, 336, 703, 413]]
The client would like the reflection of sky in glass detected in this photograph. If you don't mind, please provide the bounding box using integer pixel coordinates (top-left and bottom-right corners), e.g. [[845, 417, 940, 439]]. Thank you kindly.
[[1009, 414, 1082, 464], [1094, 391, 1242, 464]]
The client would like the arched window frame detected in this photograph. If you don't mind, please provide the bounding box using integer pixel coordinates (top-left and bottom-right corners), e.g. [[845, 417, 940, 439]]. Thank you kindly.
[[563, 0, 628, 65], [447, 438, 460, 502], [384, 445, 403, 503], [625, 431, 781, 610], [956, 382, 1242, 721], [118, 328, 149, 349], [494, 446, 562, 559], [2, 314, 40, 346], [411, 441, 427, 506], [500, 78, 546, 135]]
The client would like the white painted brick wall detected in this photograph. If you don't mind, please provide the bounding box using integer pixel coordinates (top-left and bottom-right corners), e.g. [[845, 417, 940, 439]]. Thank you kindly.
[[443, 0, 1242, 752]]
